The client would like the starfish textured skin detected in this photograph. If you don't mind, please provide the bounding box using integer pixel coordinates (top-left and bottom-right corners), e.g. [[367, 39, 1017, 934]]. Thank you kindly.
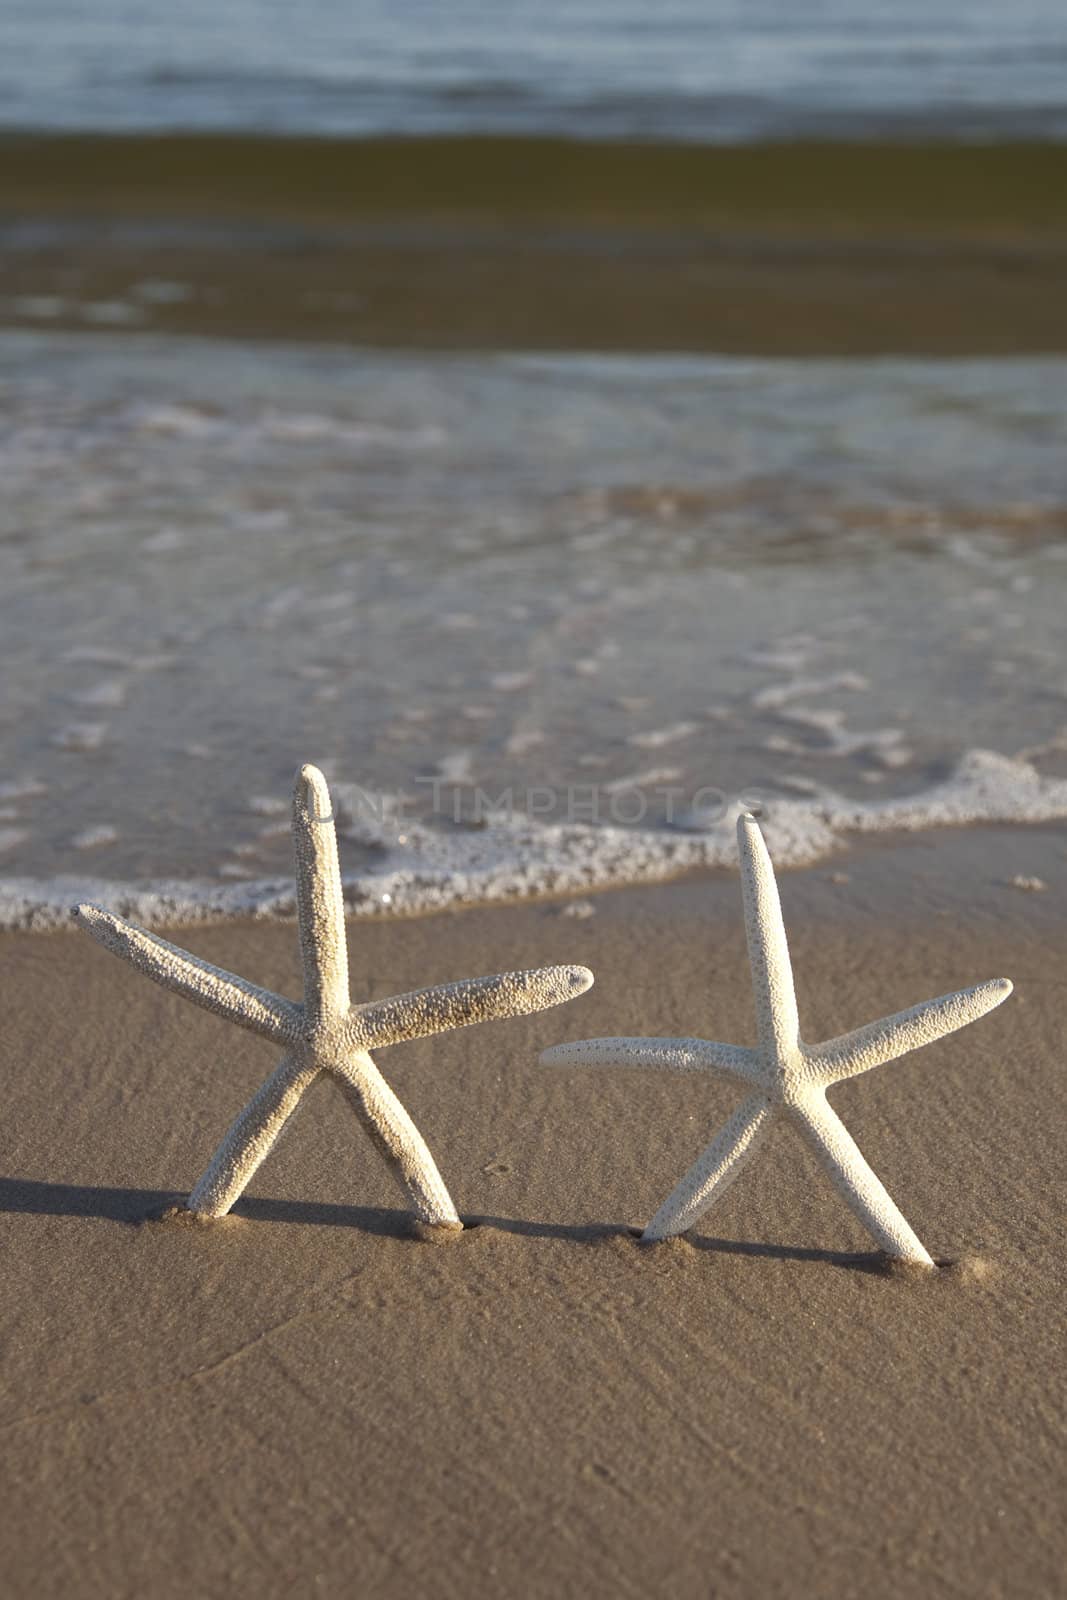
[[540, 813, 1012, 1264], [74, 764, 593, 1231]]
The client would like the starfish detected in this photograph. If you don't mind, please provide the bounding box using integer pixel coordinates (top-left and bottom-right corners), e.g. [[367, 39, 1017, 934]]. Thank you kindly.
[[540, 813, 1012, 1264], [74, 764, 593, 1233]]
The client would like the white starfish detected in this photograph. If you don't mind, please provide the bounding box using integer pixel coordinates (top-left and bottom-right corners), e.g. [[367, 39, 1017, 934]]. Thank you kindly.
[[74, 764, 593, 1233], [541, 813, 1012, 1264]]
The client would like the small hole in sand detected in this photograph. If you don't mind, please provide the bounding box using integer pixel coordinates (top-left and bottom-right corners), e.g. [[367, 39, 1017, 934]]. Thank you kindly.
[[938, 1254, 995, 1284], [627, 1229, 697, 1263], [143, 1203, 244, 1230], [875, 1252, 992, 1284], [411, 1218, 467, 1244]]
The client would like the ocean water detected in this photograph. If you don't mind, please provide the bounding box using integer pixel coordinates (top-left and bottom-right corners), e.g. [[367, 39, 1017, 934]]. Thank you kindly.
[[3, 329, 1067, 926], [2, 0, 1067, 140]]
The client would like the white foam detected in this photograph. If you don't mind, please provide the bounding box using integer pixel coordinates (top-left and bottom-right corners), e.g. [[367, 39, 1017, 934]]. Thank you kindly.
[[777, 706, 906, 759], [132, 403, 224, 439], [247, 794, 287, 816], [559, 900, 596, 920], [752, 671, 869, 711], [70, 680, 127, 710], [434, 750, 475, 785], [603, 766, 684, 793], [626, 722, 700, 750], [873, 744, 915, 770], [0, 777, 46, 802], [71, 825, 119, 850], [7, 748, 1066, 933], [260, 412, 444, 450], [1008, 874, 1047, 893], [50, 722, 108, 752], [256, 821, 291, 841], [505, 728, 545, 756]]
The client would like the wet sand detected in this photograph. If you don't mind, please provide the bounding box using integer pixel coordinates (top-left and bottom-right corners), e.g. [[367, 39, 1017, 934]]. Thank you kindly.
[[3, 135, 1067, 353], [2, 825, 1063, 1597]]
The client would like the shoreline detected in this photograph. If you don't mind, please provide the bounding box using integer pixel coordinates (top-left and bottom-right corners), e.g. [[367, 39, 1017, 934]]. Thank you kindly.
[[4, 135, 1067, 354], [2, 823, 1062, 1596], [5, 784, 1067, 932]]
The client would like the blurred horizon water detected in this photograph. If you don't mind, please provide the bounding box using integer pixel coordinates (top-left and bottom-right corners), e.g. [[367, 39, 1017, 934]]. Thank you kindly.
[[3, 0, 1067, 142]]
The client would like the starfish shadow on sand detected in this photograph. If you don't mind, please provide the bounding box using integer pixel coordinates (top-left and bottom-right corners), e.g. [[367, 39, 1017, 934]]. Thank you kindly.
[[0, 1178, 613, 1245], [0, 1178, 928, 1272], [0, 1177, 419, 1237]]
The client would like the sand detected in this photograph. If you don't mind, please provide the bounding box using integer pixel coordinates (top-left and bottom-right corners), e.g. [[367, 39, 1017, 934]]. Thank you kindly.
[[3, 135, 1067, 354], [1, 825, 1064, 1598]]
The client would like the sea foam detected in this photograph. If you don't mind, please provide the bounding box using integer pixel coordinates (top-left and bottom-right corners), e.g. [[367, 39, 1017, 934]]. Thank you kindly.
[[3, 748, 1066, 932]]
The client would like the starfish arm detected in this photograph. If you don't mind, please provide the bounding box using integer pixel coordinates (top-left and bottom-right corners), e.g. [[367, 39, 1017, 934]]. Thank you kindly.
[[642, 1094, 775, 1241], [347, 964, 594, 1051], [187, 1053, 320, 1216], [787, 1092, 934, 1265], [736, 813, 800, 1055], [292, 764, 350, 1023], [330, 1050, 460, 1227], [71, 904, 302, 1045], [811, 978, 1013, 1086], [539, 1036, 759, 1086]]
